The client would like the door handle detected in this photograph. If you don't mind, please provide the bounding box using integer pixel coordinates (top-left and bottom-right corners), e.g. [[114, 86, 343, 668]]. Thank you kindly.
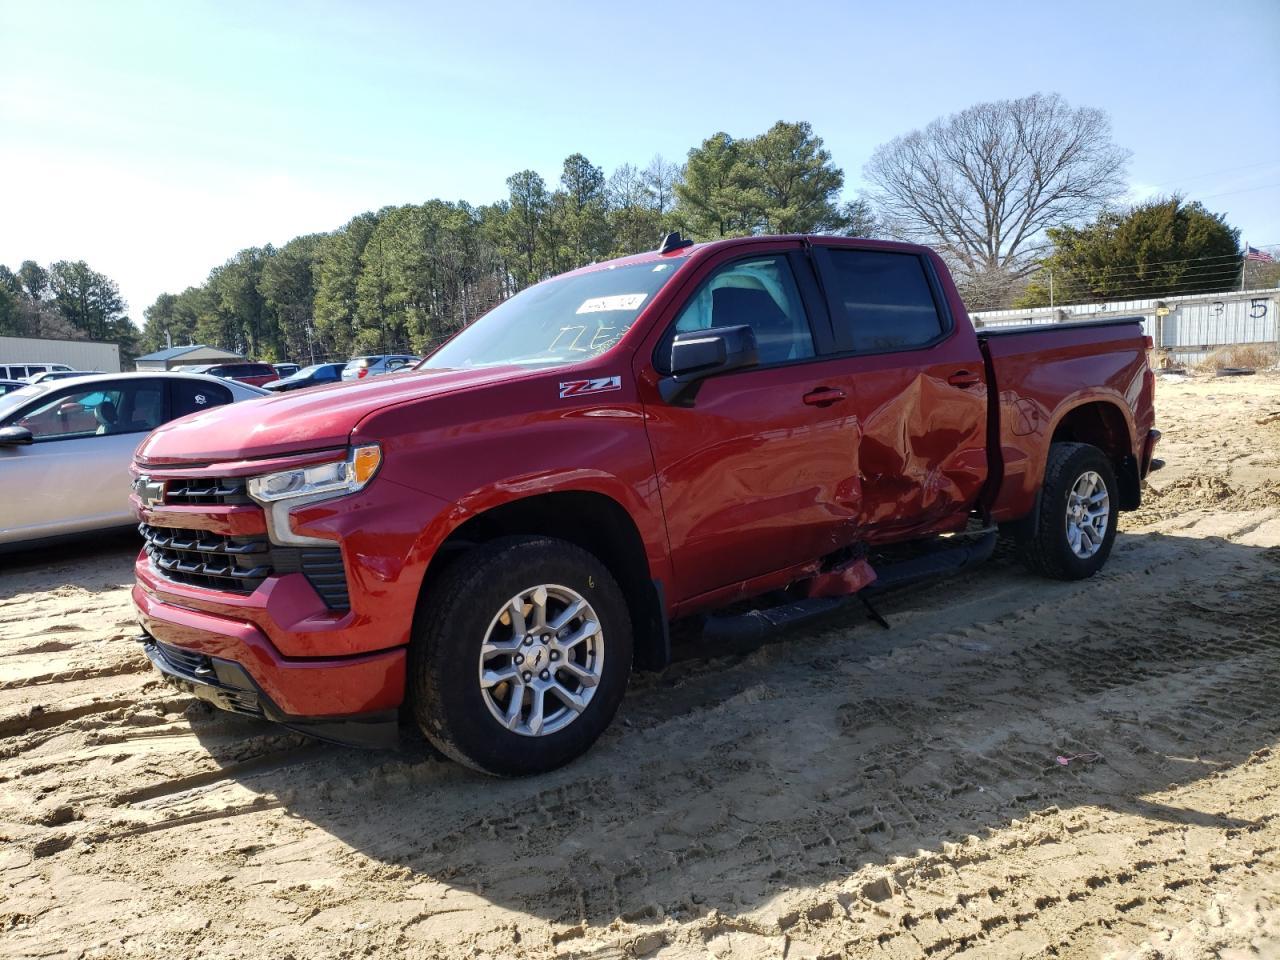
[[947, 370, 982, 388], [803, 387, 847, 407]]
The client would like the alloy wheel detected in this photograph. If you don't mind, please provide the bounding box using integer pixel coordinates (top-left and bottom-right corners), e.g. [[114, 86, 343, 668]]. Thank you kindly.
[[1065, 470, 1109, 559], [477, 584, 604, 737]]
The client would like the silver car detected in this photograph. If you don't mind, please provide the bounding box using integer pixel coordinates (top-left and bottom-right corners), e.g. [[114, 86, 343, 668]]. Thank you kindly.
[[25, 370, 102, 384], [341, 354, 421, 381], [0, 372, 266, 549]]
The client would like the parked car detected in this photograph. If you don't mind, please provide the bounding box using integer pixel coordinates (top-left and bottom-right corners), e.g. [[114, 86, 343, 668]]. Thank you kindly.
[[0, 379, 28, 397], [0, 372, 266, 549], [273, 362, 301, 379], [263, 362, 345, 392], [183, 362, 279, 388], [25, 370, 102, 384], [129, 234, 1159, 774], [341, 354, 420, 380], [0, 362, 74, 380]]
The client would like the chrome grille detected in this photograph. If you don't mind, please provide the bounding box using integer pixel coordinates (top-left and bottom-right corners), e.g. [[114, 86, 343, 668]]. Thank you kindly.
[[162, 476, 252, 506], [139, 523, 271, 593], [139, 522, 350, 610]]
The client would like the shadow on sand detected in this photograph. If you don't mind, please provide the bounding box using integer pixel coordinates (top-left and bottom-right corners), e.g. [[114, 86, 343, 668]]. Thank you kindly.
[[187, 527, 1279, 928]]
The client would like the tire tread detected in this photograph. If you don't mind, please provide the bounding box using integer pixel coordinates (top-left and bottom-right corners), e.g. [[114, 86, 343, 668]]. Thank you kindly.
[[408, 535, 630, 776], [1017, 441, 1118, 581]]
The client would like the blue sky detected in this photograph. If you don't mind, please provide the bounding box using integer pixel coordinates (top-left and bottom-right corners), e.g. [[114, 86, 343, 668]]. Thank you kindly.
[[2, 0, 1277, 318]]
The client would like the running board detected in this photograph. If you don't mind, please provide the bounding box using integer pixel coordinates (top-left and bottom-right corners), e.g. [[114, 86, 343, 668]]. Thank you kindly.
[[702, 531, 998, 642], [862, 530, 997, 596], [938, 524, 998, 540], [701, 596, 853, 643]]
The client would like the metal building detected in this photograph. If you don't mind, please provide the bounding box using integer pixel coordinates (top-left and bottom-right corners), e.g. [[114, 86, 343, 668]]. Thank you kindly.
[[134, 344, 244, 371], [0, 335, 121, 372]]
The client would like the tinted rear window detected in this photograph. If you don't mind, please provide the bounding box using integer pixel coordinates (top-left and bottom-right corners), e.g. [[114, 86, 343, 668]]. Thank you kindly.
[[172, 379, 233, 417], [823, 250, 946, 353]]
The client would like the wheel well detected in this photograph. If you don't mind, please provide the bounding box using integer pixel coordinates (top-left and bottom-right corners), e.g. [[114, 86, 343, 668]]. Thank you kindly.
[[1051, 402, 1140, 509], [419, 492, 669, 670]]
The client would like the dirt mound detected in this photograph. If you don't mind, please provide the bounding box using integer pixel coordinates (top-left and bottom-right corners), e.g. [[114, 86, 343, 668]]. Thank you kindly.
[[1129, 473, 1280, 525]]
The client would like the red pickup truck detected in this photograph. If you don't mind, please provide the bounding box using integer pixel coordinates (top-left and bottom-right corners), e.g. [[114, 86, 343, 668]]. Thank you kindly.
[[130, 234, 1159, 775]]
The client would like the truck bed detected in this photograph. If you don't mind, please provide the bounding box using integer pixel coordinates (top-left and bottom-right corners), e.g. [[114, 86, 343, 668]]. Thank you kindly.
[[978, 316, 1145, 338], [978, 316, 1155, 523]]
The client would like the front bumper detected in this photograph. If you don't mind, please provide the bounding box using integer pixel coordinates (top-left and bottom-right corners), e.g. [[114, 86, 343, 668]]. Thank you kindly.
[[133, 583, 404, 747], [130, 474, 454, 659]]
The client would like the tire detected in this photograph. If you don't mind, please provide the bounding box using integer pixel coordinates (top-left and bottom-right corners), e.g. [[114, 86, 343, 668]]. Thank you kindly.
[[408, 535, 633, 776], [1017, 442, 1119, 581]]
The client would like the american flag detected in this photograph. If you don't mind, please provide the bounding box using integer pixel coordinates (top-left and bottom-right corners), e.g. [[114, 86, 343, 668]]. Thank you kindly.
[[1245, 244, 1276, 263]]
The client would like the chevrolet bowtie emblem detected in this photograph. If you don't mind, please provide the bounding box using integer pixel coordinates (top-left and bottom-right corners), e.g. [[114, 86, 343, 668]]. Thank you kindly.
[[134, 476, 165, 508]]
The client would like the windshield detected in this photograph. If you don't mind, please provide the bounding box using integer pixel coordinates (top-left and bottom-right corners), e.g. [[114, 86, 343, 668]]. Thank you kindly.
[[0, 384, 51, 422], [424, 258, 685, 370]]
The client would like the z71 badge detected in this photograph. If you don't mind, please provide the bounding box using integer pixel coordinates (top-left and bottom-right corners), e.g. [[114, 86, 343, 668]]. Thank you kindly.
[[559, 376, 622, 399]]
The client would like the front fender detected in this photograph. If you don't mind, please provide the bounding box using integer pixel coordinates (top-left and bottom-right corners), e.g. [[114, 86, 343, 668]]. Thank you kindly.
[[353, 390, 672, 592]]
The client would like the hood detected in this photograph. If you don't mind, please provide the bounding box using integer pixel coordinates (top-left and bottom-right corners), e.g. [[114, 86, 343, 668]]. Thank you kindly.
[[137, 365, 527, 465]]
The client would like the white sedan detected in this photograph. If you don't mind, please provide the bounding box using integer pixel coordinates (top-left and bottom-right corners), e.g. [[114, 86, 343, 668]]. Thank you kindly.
[[0, 372, 266, 550]]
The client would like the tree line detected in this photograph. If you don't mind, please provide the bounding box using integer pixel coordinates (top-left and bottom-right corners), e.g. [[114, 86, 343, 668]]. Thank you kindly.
[[0, 260, 139, 358], [137, 120, 879, 363], [4, 96, 1270, 366]]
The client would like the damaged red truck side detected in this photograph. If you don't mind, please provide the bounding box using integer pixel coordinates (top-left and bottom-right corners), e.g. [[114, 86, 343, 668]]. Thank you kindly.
[[130, 235, 1159, 775]]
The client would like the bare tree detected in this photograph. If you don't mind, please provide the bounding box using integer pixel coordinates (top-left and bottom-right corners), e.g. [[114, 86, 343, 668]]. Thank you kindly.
[[864, 93, 1129, 291], [607, 163, 648, 210], [955, 268, 1029, 313], [643, 154, 681, 215]]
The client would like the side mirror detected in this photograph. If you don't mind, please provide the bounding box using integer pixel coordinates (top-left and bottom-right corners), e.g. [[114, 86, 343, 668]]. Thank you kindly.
[[0, 425, 34, 446], [659, 325, 759, 405]]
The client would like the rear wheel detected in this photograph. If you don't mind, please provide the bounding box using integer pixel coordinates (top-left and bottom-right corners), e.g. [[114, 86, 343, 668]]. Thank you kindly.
[[409, 536, 632, 776], [1018, 442, 1118, 580]]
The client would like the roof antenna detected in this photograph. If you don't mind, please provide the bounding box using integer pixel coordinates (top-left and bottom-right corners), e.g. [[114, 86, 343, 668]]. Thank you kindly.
[[657, 231, 694, 254]]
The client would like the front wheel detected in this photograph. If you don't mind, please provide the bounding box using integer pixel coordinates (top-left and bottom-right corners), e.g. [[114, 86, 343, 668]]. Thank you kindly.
[[409, 536, 633, 776], [1017, 441, 1119, 581]]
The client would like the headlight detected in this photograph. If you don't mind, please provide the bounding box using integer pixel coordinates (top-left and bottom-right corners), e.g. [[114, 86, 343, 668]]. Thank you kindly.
[[248, 444, 382, 546], [247, 444, 382, 503]]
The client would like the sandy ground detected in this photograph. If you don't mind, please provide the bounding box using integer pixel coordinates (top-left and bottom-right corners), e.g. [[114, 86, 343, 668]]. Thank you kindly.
[[2, 373, 1279, 960]]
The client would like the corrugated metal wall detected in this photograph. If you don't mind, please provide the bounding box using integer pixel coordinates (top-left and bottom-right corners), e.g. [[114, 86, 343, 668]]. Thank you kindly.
[[971, 287, 1280, 364], [1168, 297, 1277, 352], [0, 336, 122, 372]]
